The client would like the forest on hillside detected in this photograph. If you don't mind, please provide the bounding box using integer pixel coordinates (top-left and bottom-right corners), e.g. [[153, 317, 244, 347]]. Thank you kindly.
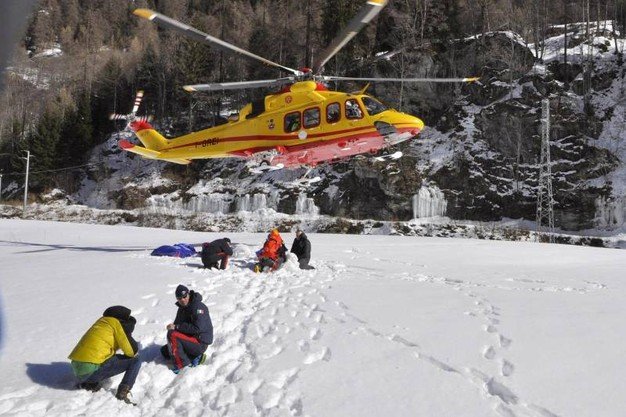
[[1, 0, 626, 194]]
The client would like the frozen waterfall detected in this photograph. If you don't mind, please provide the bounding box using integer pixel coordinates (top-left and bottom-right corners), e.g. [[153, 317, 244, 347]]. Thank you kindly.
[[146, 193, 231, 214], [412, 186, 447, 219], [236, 194, 268, 212], [595, 196, 625, 229], [186, 194, 232, 214], [295, 194, 319, 216]]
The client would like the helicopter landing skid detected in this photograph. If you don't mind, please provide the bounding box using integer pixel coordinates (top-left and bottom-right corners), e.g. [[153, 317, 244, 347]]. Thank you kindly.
[[249, 165, 285, 174], [383, 131, 414, 147], [246, 149, 285, 174]]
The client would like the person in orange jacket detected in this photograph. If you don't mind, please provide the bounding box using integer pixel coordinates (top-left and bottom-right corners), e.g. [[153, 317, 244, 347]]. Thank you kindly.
[[255, 229, 287, 272]]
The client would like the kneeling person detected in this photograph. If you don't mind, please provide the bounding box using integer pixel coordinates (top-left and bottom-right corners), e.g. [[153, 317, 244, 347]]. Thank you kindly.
[[290, 229, 315, 270], [201, 237, 233, 270], [68, 306, 140, 404], [255, 229, 287, 272], [161, 285, 213, 373]]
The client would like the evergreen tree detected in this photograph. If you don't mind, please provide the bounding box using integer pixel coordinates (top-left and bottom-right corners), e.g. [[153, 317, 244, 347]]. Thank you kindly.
[[58, 91, 93, 166], [92, 56, 129, 144], [29, 105, 62, 187], [247, 24, 276, 79]]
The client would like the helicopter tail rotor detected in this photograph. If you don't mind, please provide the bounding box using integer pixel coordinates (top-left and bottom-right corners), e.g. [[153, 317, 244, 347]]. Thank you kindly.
[[109, 90, 152, 130]]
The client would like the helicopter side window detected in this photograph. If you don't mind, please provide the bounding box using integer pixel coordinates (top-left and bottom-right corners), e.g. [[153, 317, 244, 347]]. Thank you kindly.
[[284, 111, 301, 133], [345, 99, 363, 119], [303, 107, 321, 128], [326, 102, 340, 124], [362, 96, 388, 116]]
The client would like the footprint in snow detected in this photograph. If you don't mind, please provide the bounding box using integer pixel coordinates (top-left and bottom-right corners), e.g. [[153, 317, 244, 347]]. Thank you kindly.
[[483, 345, 496, 360], [501, 360, 514, 377], [309, 328, 322, 340], [259, 345, 284, 360], [499, 335, 512, 348], [298, 340, 310, 352], [213, 385, 241, 408], [484, 324, 497, 333], [303, 347, 331, 364], [270, 368, 299, 389]]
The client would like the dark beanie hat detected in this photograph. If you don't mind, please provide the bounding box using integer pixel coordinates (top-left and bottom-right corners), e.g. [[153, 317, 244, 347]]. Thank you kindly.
[[175, 284, 189, 298], [103, 305, 131, 320]]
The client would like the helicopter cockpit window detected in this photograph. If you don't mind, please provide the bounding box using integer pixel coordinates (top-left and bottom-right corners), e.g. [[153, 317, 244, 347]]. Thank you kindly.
[[345, 99, 363, 119], [362, 96, 388, 116], [326, 102, 340, 124], [284, 111, 301, 133], [303, 107, 321, 128]]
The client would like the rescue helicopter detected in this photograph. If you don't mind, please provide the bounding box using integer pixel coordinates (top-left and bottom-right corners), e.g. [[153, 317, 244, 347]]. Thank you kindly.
[[116, 0, 477, 170]]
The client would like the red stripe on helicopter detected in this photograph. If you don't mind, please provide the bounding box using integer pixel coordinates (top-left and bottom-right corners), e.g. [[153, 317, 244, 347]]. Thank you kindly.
[[227, 126, 420, 158], [165, 125, 379, 151]]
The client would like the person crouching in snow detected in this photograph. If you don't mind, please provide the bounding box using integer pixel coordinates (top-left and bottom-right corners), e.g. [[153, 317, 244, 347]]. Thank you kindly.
[[290, 229, 315, 270], [68, 306, 140, 405], [201, 237, 233, 269], [161, 285, 213, 373], [255, 229, 287, 273]]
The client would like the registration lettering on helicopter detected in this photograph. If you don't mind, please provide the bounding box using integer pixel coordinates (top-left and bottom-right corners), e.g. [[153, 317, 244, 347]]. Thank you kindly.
[[197, 137, 219, 148]]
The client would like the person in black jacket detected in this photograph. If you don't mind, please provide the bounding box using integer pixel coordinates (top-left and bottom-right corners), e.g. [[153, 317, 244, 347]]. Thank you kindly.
[[290, 229, 315, 270], [161, 285, 214, 373], [201, 238, 233, 269]]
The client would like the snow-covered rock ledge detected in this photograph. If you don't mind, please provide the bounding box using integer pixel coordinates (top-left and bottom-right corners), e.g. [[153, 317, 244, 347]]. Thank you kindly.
[[1, 203, 623, 249]]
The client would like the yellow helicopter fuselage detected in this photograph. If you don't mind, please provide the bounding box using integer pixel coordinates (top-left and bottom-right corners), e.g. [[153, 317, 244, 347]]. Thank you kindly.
[[123, 81, 424, 167]]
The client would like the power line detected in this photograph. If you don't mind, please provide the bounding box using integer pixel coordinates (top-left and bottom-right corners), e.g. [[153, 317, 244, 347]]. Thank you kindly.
[[0, 161, 103, 178]]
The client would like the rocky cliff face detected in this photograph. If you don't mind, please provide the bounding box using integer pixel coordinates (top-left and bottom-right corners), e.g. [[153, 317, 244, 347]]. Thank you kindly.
[[74, 28, 626, 232]]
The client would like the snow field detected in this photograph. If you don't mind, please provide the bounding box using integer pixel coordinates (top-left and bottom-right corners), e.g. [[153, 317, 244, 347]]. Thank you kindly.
[[1, 220, 626, 416]]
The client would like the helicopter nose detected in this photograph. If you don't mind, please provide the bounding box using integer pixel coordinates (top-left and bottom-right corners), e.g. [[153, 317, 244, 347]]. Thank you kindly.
[[406, 115, 424, 135]]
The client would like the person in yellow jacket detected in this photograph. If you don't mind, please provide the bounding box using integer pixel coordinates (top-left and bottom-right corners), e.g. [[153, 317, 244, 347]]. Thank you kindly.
[[68, 306, 140, 405]]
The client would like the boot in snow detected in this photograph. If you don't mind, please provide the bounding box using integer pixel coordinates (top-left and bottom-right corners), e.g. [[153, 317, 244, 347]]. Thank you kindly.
[[191, 353, 207, 367], [115, 384, 136, 406], [78, 382, 101, 392]]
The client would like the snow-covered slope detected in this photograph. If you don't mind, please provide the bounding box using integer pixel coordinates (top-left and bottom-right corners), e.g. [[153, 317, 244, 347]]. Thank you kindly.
[[1, 220, 625, 416]]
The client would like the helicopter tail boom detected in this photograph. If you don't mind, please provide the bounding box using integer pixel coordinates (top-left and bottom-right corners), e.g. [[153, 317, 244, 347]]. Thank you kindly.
[[119, 139, 191, 165]]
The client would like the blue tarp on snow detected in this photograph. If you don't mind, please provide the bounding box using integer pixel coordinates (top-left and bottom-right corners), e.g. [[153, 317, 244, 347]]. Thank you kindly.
[[150, 243, 197, 258]]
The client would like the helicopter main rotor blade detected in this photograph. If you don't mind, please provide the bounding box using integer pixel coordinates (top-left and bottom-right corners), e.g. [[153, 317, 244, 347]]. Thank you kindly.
[[324, 76, 480, 83], [312, 0, 388, 74], [184, 77, 295, 92], [133, 9, 301, 76]]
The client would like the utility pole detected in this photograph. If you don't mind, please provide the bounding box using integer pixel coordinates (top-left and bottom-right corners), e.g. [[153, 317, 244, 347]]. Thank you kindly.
[[536, 99, 555, 243], [0, 172, 3, 201], [22, 150, 31, 216]]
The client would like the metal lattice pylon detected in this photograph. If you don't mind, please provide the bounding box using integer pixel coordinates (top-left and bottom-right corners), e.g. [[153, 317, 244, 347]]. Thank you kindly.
[[536, 99, 555, 242]]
